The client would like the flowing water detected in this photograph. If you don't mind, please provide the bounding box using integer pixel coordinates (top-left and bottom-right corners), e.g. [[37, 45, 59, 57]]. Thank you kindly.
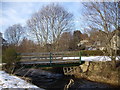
[[15, 68, 117, 90]]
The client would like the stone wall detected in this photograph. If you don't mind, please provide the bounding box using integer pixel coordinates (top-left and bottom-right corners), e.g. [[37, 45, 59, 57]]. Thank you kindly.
[[74, 61, 120, 86]]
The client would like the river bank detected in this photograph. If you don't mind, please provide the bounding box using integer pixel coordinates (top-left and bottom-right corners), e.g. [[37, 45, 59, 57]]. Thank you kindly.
[[0, 70, 41, 89], [74, 61, 120, 87]]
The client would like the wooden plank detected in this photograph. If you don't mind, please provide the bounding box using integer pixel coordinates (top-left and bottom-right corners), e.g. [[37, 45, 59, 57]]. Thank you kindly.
[[21, 52, 50, 55], [20, 52, 81, 64], [21, 56, 49, 59], [20, 60, 81, 65]]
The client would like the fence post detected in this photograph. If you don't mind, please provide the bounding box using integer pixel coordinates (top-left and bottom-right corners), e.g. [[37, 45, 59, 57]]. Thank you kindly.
[[50, 52, 52, 66], [79, 51, 81, 64]]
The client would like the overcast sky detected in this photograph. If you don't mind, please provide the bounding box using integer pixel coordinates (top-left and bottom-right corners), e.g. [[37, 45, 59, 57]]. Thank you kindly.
[[0, 1, 85, 36]]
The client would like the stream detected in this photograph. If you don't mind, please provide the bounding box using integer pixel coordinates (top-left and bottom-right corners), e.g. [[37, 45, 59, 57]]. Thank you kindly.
[[15, 68, 117, 89]]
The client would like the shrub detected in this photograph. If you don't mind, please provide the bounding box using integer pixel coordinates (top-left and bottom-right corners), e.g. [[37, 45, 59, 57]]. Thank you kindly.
[[66, 50, 104, 56], [2, 48, 20, 63], [63, 50, 104, 57], [81, 50, 103, 56], [2, 48, 21, 73]]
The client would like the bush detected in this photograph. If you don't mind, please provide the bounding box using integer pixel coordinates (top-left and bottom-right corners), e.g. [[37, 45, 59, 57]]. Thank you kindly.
[[81, 50, 103, 56], [2, 48, 20, 63], [63, 50, 104, 57], [2, 48, 21, 73]]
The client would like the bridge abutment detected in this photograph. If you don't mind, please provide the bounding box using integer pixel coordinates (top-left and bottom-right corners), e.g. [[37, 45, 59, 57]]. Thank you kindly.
[[63, 61, 90, 75]]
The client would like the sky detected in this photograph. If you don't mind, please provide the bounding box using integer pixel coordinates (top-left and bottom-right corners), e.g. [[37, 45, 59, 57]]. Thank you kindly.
[[0, 1, 84, 37]]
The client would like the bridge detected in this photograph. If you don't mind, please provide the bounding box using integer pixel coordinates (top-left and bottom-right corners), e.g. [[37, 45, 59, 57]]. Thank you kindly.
[[17, 52, 85, 68], [16, 52, 119, 75], [16, 52, 86, 75]]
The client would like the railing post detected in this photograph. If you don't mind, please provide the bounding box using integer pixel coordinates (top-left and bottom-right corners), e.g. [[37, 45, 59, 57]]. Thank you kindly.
[[62, 53, 63, 60], [50, 52, 52, 66], [79, 51, 81, 64]]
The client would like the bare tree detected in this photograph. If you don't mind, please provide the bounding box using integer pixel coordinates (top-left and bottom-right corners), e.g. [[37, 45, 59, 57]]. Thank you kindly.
[[27, 3, 74, 48], [4, 24, 24, 46], [19, 38, 37, 53], [82, 2, 119, 31], [82, 2, 119, 66]]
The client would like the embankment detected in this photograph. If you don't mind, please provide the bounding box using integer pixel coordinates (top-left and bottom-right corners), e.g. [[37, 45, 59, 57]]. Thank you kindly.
[[74, 61, 120, 86]]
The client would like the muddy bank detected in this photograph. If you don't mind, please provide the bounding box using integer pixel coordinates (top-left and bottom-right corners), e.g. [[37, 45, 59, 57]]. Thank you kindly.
[[74, 61, 120, 87]]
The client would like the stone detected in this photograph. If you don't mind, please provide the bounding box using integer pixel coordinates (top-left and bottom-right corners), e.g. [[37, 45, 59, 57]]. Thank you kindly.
[[80, 61, 89, 72]]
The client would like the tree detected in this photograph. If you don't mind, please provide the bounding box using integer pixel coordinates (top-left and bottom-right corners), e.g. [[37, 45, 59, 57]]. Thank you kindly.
[[4, 24, 24, 46], [73, 30, 82, 42], [82, 2, 119, 31], [19, 38, 37, 53], [81, 33, 88, 40], [82, 2, 119, 67], [58, 32, 72, 51], [71, 30, 82, 50], [27, 3, 74, 49]]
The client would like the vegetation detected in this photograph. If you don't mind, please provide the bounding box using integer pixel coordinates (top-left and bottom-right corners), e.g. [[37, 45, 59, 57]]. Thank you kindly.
[[2, 2, 119, 64], [62, 50, 120, 57], [75, 61, 120, 86], [62, 50, 103, 57], [2, 48, 21, 74], [1, 2, 119, 87], [4, 24, 24, 46], [27, 3, 74, 51], [81, 50, 103, 56], [82, 2, 119, 67]]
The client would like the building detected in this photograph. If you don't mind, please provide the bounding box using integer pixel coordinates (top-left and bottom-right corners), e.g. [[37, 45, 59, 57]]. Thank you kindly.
[[77, 40, 89, 46], [77, 28, 120, 50]]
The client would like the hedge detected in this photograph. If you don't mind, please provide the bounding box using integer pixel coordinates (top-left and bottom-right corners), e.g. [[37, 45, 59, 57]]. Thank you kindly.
[[62, 50, 104, 57], [64, 50, 120, 56], [80, 50, 103, 56]]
